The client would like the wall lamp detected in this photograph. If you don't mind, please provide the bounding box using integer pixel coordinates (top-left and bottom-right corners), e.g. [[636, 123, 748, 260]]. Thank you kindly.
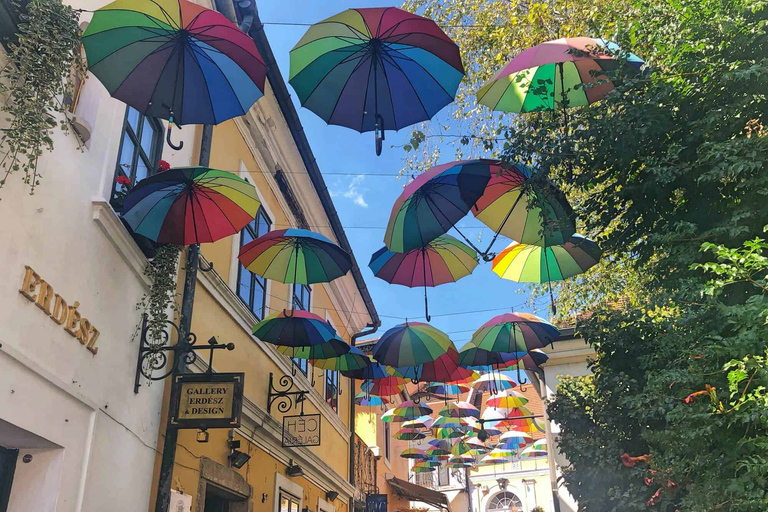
[[497, 478, 509, 491], [326, 491, 339, 502], [286, 459, 304, 477], [228, 439, 251, 469]]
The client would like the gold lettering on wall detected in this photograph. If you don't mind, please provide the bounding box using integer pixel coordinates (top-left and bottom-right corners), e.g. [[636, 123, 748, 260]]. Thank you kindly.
[[19, 265, 100, 355]]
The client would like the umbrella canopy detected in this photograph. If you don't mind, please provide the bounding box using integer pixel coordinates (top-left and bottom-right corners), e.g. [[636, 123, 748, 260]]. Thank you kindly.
[[400, 448, 428, 460], [252, 310, 336, 348], [486, 391, 529, 410], [360, 376, 405, 397], [389, 347, 471, 384], [450, 440, 472, 456], [488, 448, 517, 458], [402, 416, 434, 430], [121, 167, 260, 245], [438, 402, 481, 419], [276, 337, 352, 361], [392, 400, 434, 419], [384, 160, 492, 253], [472, 165, 575, 247], [83, 0, 266, 134], [467, 418, 502, 437], [532, 439, 547, 450], [311, 346, 370, 372], [435, 428, 468, 440], [372, 322, 455, 370], [496, 407, 544, 434], [499, 349, 550, 373], [239, 229, 352, 285], [370, 234, 478, 320], [448, 455, 475, 465], [432, 416, 470, 429], [341, 358, 392, 380], [427, 439, 453, 458], [425, 382, 470, 396], [381, 408, 408, 423], [289, 7, 464, 154], [520, 446, 548, 459], [472, 373, 518, 393], [492, 235, 601, 283], [465, 436, 492, 452], [479, 455, 508, 466], [467, 312, 559, 358], [395, 428, 426, 441], [458, 346, 520, 370], [354, 392, 388, 406], [498, 430, 533, 449], [411, 465, 437, 473], [477, 37, 644, 113]]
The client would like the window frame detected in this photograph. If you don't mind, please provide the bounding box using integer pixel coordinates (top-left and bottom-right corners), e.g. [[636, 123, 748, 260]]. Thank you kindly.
[[110, 106, 163, 207], [291, 283, 311, 375], [487, 492, 523, 512], [236, 206, 272, 321], [325, 368, 339, 413], [384, 422, 391, 463]]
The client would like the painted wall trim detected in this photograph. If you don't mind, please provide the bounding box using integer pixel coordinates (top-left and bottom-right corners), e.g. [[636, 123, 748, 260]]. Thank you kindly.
[[91, 199, 151, 288]]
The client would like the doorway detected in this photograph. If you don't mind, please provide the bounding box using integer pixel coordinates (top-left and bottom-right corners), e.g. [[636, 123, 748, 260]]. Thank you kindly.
[[0, 445, 18, 512], [204, 485, 246, 512]]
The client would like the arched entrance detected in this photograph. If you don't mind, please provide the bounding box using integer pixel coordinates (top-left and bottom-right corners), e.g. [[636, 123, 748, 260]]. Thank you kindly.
[[487, 491, 523, 512]]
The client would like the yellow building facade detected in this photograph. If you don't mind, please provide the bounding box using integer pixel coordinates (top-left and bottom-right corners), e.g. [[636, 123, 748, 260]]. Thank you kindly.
[[145, 4, 380, 512]]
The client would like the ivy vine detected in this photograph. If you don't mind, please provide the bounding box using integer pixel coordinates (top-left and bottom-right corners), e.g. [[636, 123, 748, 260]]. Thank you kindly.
[[0, 0, 85, 197], [135, 244, 182, 346]]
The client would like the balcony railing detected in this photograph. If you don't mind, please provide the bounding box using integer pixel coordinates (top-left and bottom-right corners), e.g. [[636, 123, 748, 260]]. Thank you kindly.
[[354, 434, 377, 502]]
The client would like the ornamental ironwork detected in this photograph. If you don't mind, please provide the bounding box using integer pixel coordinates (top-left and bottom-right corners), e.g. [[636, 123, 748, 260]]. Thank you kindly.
[[267, 372, 309, 415]]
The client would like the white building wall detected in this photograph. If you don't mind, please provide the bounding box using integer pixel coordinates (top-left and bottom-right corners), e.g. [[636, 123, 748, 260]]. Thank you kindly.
[[0, 10, 197, 507]]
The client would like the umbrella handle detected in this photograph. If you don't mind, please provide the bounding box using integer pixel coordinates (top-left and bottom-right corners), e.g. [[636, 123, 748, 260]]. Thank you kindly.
[[166, 122, 184, 151], [283, 308, 295, 318], [375, 114, 385, 156]]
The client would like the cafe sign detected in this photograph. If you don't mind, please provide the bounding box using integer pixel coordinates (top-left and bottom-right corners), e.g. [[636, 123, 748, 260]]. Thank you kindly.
[[169, 373, 244, 429], [282, 414, 321, 447]]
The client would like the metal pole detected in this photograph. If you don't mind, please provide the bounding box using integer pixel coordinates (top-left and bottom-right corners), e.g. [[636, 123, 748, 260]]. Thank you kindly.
[[464, 467, 472, 512], [531, 372, 562, 512], [155, 124, 213, 512]]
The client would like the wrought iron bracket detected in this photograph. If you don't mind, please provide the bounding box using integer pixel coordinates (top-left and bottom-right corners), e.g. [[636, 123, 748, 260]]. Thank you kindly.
[[134, 313, 235, 393], [267, 372, 309, 415]]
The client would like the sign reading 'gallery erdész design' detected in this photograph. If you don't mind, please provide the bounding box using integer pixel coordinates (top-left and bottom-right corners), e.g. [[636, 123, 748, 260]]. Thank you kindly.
[[169, 373, 244, 429]]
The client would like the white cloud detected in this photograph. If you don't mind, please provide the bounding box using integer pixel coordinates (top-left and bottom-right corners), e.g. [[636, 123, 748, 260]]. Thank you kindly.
[[332, 174, 368, 208]]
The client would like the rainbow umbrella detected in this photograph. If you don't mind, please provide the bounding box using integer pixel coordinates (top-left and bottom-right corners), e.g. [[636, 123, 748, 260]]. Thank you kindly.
[[414, 459, 442, 467], [467, 418, 502, 437], [472, 164, 575, 248], [239, 229, 352, 285], [479, 455, 508, 466], [486, 391, 529, 410], [492, 234, 601, 312], [400, 448, 428, 460], [252, 310, 336, 348], [435, 428, 467, 440], [448, 455, 474, 465], [402, 416, 434, 430], [472, 373, 518, 394], [469, 312, 559, 355], [354, 392, 388, 407], [381, 408, 408, 423], [498, 430, 533, 449], [370, 234, 478, 320], [395, 428, 426, 441], [499, 349, 550, 374], [276, 337, 353, 361], [427, 439, 453, 457], [477, 37, 644, 114], [497, 407, 544, 434], [392, 400, 433, 419], [425, 382, 470, 396], [121, 167, 260, 245], [360, 377, 405, 397], [82, 0, 266, 149], [289, 7, 464, 155], [372, 323, 455, 373], [384, 160, 492, 253], [438, 402, 481, 419], [411, 465, 437, 473], [458, 346, 520, 370], [520, 446, 548, 459], [341, 358, 392, 380], [389, 347, 472, 384], [432, 416, 469, 429], [488, 448, 517, 458], [532, 439, 547, 450], [310, 346, 370, 372]]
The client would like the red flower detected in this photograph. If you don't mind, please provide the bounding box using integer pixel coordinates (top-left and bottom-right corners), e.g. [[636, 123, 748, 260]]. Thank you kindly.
[[644, 477, 654, 486], [666, 480, 677, 490], [116, 175, 131, 186], [621, 453, 651, 468], [158, 160, 171, 172], [646, 488, 662, 506], [684, 385, 715, 404]]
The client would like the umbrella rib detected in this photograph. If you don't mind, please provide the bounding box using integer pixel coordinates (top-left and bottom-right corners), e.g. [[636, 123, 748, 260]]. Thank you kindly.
[[385, 43, 460, 99], [188, 40, 240, 121], [127, 184, 186, 235], [191, 185, 240, 235], [376, 50, 430, 125]]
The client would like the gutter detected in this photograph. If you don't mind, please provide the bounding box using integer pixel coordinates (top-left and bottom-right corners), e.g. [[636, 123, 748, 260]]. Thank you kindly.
[[231, 1, 380, 331]]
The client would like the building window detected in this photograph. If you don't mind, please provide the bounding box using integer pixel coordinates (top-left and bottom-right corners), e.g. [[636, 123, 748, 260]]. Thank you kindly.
[[384, 422, 391, 463], [487, 492, 523, 512], [325, 369, 339, 412], [237, 206, 271, 320], [414, 470, 433, 488], [291, 283, 311, 375], [279, 491, 300, 512], [111, 106, 163, 208], [437, 465, 450, 487]]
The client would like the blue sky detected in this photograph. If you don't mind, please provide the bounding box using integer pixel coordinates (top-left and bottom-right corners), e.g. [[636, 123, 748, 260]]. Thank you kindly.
[[257, 1, 549, 345]]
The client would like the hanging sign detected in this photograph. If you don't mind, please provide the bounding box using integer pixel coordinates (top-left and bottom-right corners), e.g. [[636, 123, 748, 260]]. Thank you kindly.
[[169, 372, 244, 429], [282, 414, 321, 447], [366, 494, 387, 512]]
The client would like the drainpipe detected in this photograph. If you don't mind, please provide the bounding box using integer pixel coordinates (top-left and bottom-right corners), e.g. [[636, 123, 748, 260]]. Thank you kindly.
[[528, 371, 561, 512]]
